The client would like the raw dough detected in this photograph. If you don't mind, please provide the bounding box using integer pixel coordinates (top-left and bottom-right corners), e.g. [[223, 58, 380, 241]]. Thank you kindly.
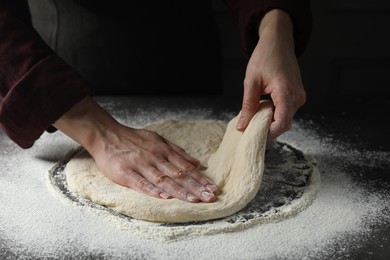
[[65, 102, 273, 223]]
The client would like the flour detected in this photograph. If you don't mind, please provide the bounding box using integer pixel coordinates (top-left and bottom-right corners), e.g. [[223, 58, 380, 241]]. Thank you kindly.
[[0, 100, 389, 259], [50, 140, 320, 241]]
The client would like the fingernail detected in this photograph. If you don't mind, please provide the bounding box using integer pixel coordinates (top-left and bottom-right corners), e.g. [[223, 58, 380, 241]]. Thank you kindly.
[[201, 191, 215, 201], [236, 117, 245, 130], [159, 192, 171, 199], [206, 184, 217, 193], [186, 193, 199, 203]]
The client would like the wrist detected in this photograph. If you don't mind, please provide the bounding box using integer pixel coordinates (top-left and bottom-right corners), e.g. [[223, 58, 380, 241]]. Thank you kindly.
[[53, 96, 120, 152]]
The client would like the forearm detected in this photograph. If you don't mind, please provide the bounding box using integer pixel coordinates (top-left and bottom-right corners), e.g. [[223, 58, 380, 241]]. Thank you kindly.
[[226, 0, 312, 57], [258, 9, 295, 54]]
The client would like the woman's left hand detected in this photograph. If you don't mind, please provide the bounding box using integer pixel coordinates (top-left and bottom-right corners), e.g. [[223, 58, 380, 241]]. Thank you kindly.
[[236, 9, 306, 141]]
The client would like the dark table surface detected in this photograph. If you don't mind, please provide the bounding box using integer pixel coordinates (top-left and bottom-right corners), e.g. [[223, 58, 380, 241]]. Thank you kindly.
[[301, 96, 390, 259]]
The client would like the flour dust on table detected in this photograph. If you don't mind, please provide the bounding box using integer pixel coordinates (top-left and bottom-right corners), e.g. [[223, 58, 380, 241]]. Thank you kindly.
[[49, 102, 320, 241]]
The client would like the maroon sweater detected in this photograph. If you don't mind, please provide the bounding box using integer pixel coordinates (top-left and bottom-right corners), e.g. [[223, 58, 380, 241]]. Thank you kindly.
[[0, 0, 312, 149]]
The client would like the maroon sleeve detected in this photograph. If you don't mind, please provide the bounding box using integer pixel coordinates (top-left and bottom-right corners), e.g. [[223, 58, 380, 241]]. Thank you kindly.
[[0, 1, 91, 149], [225, 0, 312, 57]]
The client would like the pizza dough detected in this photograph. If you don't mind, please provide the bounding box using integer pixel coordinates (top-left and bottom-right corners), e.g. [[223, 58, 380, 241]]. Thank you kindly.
[[65, 102, 273, 223]]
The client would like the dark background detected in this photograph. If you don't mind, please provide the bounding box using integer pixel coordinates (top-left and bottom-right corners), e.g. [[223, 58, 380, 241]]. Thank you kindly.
[[212, 0, 390, 113], [211, 0, 390, 153], [29, 0, 390, 113]]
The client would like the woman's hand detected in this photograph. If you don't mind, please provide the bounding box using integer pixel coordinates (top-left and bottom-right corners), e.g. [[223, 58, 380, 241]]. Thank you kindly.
[[236, 9, 306, 141], [54, 96, 217, 203]]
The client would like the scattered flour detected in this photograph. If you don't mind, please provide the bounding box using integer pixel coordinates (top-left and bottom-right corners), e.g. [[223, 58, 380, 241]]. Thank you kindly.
[[0, 101, 389, 259]]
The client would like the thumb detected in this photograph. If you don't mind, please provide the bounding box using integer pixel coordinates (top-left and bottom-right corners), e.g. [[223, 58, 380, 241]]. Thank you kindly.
[[236, 82, 261, 132]]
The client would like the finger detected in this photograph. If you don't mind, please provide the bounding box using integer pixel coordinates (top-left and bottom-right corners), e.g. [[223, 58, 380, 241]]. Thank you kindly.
[[165, 140, 200, 167], [159, 173, 201, 202], [117, 169, 169, 199], [236, 78, 261, 131], [140, 165, 202, 203], [268, 93, 293, 141], [166, 152, 217, 193], [155, 160, 216, 203], [189, 170, 218, 194], [166, 143, 218, 193], [161, 140, 216, 194]]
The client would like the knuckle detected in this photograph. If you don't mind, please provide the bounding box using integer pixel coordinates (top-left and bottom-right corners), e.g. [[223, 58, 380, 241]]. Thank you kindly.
[[173, 165, 196, 179], [110, 167, 130, 185], [136, 178, 152, 191], [156, 174, 168, 185], [111, 161, 132, 178], [172, 169, 187, 179], [182, 163, 196, 172], [150, 143, 171, 157], [116, 167, 128, 178], [155, 159, 171, 171], [243, 77, 253, 89], [132, 151, 147, 164]]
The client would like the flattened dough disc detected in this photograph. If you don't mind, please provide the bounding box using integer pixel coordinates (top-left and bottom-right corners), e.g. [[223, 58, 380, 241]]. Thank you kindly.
[[64, 102, 273, 223]]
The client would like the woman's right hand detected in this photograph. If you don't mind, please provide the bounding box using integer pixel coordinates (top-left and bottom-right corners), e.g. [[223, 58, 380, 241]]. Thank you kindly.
[[54, 96, 217, 203]]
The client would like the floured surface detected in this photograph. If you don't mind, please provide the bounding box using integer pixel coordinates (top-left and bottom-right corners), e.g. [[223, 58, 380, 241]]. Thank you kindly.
[[1, 97, 389, 259], [65, 103, 274, 223], [50, 140, 320, 241], [51, 102, 321, 241]]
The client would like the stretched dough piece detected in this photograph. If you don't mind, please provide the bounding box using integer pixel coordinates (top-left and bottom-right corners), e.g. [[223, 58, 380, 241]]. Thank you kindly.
[[65, 102, 273, 223]]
